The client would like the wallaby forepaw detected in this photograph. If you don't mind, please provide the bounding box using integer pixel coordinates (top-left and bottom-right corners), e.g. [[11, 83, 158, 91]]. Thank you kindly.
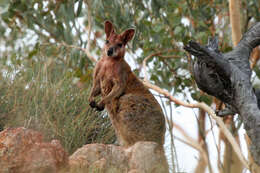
[[96, 103, 105, 111], [89, 101, 97, 108]]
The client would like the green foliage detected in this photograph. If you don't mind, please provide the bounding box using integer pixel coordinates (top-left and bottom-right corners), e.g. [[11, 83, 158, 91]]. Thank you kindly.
[[1, 0, 259, 105]]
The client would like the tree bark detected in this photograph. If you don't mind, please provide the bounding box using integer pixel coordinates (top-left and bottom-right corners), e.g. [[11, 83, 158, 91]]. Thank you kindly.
[[229, 0, 242, 46], [194, 109, 207, 173], [222, 116, 243, 173], [222, 2, 243, 172], [184, 22, 260, 165]]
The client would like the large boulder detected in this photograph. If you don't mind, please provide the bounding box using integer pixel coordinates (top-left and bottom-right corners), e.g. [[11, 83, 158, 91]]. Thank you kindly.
[[127, 142, 169, 173], [69, 143, 128, 173], [0, 127, 68, 173], [69, 141, 169, 173]]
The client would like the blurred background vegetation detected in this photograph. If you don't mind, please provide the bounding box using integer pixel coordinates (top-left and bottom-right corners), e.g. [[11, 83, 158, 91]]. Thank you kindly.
[[0, 0, 259, 173]]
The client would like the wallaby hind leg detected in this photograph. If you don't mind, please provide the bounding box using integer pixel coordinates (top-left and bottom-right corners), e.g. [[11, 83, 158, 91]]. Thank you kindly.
[[114, 94, 165, 146]]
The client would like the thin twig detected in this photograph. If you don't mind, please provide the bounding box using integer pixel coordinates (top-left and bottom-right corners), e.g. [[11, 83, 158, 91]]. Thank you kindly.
[[142, 51, 163, 82], [60, 42, 88, 53], [250, 46, 260, 69], [159, 96, 179, 172], [244, 134, 260, 173], [158, 55, 182, 59], [173, 122, 209, 166], [142, 50, 179, 82], [83, 0, 97, 63]]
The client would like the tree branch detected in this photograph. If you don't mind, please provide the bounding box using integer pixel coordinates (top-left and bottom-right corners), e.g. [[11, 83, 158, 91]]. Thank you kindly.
[[173, 123, 209, 169], [142, 51, 163, 82], [142, 50, 181, 82]]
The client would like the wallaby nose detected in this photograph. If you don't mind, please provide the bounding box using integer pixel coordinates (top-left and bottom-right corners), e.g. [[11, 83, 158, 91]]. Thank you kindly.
[[107, 48, 113, 56]]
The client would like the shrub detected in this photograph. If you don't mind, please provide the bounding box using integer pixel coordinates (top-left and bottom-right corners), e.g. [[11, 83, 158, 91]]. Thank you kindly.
[[0, 55, 116, 154]]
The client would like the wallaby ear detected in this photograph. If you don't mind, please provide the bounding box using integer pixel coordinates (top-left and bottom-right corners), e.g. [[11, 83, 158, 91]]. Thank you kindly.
[[104, 21, 114, 38], [121, 29, 135, 45]]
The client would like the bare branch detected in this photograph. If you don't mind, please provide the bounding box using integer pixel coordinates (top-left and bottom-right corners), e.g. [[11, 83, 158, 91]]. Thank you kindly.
[[158, 55, 182, 59], [142, 50, 180, 82], [142, 51, 163, 82], [83, 0, 97, 63], [172, 122, 209, 167], [245, 134, 260, 172], [250, 46, 260, 68]]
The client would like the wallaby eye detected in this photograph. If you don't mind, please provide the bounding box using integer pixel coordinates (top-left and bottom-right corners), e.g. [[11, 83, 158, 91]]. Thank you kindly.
[[117, 43, 123, 48], [105, 40, 109, 44]]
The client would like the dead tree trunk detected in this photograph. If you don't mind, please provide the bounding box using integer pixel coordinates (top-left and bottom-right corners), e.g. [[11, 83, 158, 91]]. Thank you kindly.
[[184, 22, 260, 165]]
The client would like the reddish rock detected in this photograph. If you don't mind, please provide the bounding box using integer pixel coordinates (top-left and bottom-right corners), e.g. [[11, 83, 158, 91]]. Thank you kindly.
[[69, 142, 169, 173], [0, 127, 168, 173], [127, 141, 169, 173], [0, 127, 68, 173], [69, 143, 129, 173]]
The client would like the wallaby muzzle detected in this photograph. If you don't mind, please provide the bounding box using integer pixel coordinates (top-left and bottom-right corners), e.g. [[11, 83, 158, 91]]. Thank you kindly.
[[107, 47, 114, 56]]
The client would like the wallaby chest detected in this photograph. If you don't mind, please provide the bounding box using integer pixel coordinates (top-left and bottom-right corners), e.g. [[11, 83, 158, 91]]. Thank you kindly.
[[98, 58, 126, 96]]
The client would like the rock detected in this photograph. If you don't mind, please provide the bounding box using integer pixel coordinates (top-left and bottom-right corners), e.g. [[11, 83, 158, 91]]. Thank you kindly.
[[0, 127, 68, 173], [127, 142, 169, 173], [69, 143, 129, 173], [69, 142, 169, 173], [0, 127, 168, 173]]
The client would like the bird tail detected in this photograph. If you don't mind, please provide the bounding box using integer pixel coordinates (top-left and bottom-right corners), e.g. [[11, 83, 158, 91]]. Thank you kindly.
[[238, 22, 260, 49]]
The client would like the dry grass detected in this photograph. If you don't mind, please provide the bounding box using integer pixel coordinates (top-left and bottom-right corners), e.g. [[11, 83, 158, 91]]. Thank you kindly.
[[0, 55, 116, 154]]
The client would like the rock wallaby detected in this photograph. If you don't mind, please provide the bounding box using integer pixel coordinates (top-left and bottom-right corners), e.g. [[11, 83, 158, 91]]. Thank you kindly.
[[88, 21, 166, 147]]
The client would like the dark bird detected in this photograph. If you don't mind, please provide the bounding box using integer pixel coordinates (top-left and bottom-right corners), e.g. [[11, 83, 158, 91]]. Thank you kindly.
[[185, 22, 260, 165], [184, 22, 260, 116]]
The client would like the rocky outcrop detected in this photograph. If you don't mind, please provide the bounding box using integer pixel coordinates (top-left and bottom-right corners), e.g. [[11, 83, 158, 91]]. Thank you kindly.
[[0, 127, 68, 173], [69, 143, 128, 173], [127, 142, 169, 173], [69, 141, 169, 173], [0, 127, 169, 173]]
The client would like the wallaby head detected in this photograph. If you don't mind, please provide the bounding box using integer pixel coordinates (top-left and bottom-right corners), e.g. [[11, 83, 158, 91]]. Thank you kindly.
[[104, 21, 135, 59]]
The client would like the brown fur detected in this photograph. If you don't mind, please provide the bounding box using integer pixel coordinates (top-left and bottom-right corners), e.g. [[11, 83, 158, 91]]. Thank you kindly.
[[88, 21, 165, 147]]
